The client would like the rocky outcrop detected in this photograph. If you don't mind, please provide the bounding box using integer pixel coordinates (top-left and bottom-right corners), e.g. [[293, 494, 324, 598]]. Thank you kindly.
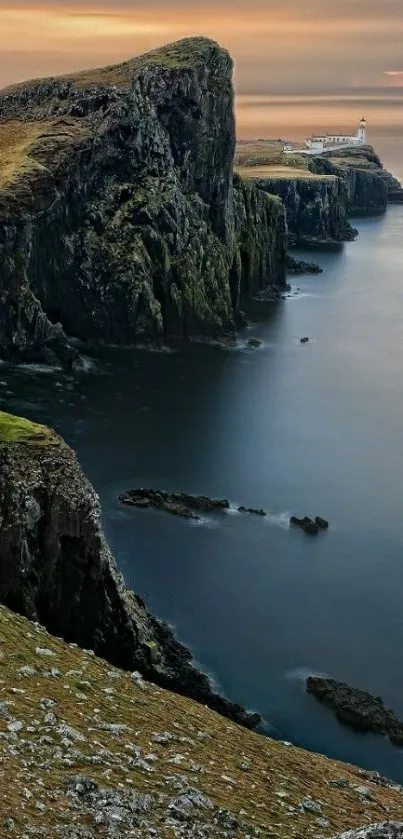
[[334, 825, 403, 839], [120, 488, 230, 519], [307, 677, 403, 746], [286, 253, 322, 274], [309, 146, 403, 211], [0, 411, 260, 729], [0, 38, 286, 366], [250, 174, 356, 245]]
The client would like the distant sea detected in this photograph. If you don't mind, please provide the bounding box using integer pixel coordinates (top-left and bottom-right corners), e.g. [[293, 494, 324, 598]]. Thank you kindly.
[[235, 90, 403, 181]]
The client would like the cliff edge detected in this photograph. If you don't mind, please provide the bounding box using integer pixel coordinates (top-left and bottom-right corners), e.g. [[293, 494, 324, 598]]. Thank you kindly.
[[0, 411, 258, 729], [0, 38, 286, 367]]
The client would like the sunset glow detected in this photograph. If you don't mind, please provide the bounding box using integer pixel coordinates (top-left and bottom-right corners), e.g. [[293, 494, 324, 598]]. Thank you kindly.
[[1, 1, 403, 93]]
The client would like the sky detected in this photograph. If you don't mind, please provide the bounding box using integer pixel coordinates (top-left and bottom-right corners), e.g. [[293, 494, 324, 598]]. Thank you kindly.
[[1, 0, 403, 95]]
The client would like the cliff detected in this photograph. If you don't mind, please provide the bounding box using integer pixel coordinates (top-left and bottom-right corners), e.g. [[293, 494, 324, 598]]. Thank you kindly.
[[1, 607, 403, 837], [309, 146, 403, 212], [0, 411, 259, 729], [237, 167, 356, 246], [0, 38, 286, 367]]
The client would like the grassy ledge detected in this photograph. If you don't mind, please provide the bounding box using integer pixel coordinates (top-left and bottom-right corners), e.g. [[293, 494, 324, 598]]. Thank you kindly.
[[0, 411, 58, 446]]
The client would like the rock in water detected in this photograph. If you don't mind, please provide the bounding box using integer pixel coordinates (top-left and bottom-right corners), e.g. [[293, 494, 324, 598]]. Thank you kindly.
[[0, 38, 286, 367], [0, 410, 260, 730], [300, 337, 310, 344], [119, 488, 230, 519], [306, 676, 403, 746], [290, 515, 319, 535], [315, 516, 329, 529]]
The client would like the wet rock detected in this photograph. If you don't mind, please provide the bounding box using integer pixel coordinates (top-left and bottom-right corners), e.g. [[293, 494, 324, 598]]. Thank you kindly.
[[307, 677, 403, 745], [119, 489, 230, 520], [315, 516, 329, 529], [238, 506, 266, 516], [286, 254, 323, 274], [290, 516, 319, 535], [300, 336, 310, 344], [247, 338, 262, 348]]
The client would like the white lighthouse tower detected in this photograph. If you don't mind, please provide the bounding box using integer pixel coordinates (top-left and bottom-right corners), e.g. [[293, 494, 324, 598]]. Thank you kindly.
[[357, 117, 367, 145]]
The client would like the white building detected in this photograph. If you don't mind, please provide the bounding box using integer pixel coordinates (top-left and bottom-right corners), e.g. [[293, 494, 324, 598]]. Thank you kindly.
[[305, 118, 367, 152]]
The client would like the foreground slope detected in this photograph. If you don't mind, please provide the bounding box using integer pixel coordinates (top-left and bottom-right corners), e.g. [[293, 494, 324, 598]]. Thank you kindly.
[[0, 38, 286, 367], [1, 604, 403, 838]]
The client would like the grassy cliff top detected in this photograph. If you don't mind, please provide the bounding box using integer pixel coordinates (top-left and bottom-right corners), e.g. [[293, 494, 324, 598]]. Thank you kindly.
[[0, 411, 59, 446], [0, 603, 402, 837], [1, 37, 225, 96], [235, 164, 336, 181]]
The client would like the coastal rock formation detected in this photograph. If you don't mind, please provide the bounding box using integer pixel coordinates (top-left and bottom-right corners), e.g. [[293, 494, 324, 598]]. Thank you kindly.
[[307, 676, 403, 746], [119, 488, 230, 519], [0, 38, 286, 366], [309, 146, 403, 212], [286, 253, 323, 274], [250, 174, 356, 246], [0, 411, 260, 729]]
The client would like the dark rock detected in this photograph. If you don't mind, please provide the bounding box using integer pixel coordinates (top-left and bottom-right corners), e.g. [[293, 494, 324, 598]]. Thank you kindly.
[[119, 488, 230, 520], [286, 254, 323, 274], [309, 145, 403, 211], [290, 516, 319, 535], [0, 420, 260, 731], [252, 174, 356, 246], [247, 338, 262, 349], [238, 506, 266, 516], [0, 38, 287, 367], [300, 337, 310, 344], [307, 677, 403, 745], [315, 516, 329, 529]]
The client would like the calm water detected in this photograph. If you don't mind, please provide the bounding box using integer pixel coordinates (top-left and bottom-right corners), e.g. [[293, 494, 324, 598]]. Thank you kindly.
[[2, 102, 403, 780]]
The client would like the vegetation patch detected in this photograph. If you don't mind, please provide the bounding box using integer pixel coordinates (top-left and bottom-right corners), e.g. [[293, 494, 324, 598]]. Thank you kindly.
[[0, 119, 90, 191], [0, 411, 58, 445], [235, 165, 336, 181]]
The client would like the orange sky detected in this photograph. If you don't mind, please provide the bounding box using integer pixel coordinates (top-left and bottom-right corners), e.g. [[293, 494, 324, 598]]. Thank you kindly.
[[1, 1, 403, 93]]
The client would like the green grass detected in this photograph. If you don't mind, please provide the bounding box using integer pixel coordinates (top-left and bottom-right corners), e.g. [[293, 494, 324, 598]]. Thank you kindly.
[[0, 412, 58, 445]]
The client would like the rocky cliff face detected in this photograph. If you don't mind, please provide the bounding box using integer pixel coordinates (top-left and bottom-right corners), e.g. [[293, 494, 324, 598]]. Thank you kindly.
[[0, 411, 259, 728], [309, 146, 403, 211], [0, 38, 286, 367], [250, 174, 356, 246]]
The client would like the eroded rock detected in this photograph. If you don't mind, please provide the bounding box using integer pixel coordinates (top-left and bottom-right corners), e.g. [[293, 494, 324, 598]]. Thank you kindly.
[[307, 677, 403, 745]]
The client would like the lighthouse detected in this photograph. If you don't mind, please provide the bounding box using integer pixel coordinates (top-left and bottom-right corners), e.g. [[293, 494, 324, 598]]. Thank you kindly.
[[357, 117, 367, 145]]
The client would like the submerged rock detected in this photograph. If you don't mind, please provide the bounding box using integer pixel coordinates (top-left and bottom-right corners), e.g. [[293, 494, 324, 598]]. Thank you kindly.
[[300, 337, 310, 344], [307, 677, 403, 746]]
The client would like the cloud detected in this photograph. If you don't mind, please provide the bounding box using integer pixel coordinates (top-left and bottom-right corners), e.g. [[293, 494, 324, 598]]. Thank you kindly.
[[1, 1, 403, 92]]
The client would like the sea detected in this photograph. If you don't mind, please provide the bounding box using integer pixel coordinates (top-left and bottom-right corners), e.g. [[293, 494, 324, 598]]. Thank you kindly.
[[2, 92, 403, 781]]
